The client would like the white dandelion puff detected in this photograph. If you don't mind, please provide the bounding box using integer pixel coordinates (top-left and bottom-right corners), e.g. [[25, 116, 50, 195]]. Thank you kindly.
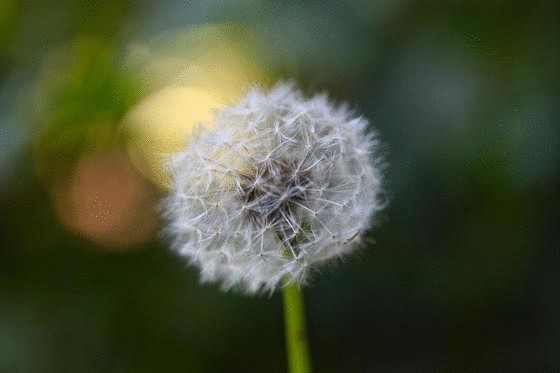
[[162, 83, 386, 294]]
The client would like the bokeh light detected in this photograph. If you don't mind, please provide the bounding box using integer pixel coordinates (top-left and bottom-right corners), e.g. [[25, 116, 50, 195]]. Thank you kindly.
[[123, 24, 269, 187], [50, 147, 157, 249], [124, 86, 221, 187]]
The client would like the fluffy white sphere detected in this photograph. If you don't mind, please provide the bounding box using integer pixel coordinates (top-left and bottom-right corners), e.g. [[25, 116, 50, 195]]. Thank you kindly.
[[162, 83, 385, 294]]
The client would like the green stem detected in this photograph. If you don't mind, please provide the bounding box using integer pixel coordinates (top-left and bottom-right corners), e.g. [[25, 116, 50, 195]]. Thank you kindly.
[[283, 282, 312, 373]]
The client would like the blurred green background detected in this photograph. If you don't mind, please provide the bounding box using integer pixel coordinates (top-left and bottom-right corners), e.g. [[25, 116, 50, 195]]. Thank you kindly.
[[1, 1, 559, 371]]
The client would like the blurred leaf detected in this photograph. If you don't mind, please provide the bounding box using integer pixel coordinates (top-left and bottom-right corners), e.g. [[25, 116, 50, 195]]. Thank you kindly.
[[33, 37, 139, 181]]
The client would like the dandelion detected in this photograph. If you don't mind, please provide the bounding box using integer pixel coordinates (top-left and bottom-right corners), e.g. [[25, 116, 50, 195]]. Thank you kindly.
[[162, 82, 385, 372], [163, 82, 384, 293]]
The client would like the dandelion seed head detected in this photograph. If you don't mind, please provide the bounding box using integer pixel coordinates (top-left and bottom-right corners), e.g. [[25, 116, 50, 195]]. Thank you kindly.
[[162, 83, 385, 294]]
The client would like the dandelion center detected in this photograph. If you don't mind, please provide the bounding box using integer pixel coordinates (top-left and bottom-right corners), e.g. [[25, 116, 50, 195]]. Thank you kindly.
[[238, 158, 311, 228]]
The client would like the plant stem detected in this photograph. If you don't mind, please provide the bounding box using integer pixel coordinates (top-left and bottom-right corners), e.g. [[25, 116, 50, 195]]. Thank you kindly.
[[283, 282, 312, 373]]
